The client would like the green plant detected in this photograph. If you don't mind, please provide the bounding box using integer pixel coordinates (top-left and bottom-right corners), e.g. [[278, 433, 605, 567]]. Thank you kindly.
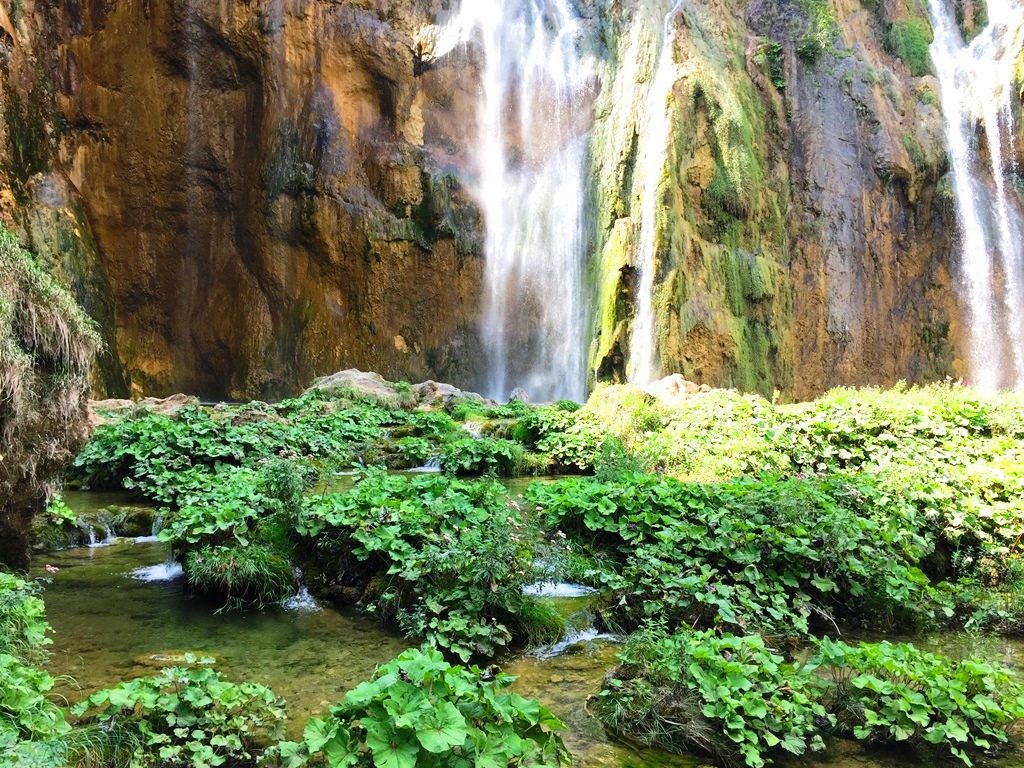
[[0, 574, 50, 658], [298, 470, 541, 660], [270, 646, 570, 768], [440, 437, 524, 476], [185, 544, 296, 609], [887, 18, 933, 77], [0, 575, 70, 765], [903, 133, 929, 171], [599, 629, 831, 767], [796, 0, 839, 63], [526, 472, 940, 635], [815, 638, 1024, 764], [0, 654, 70, 752], [448, 398, 488, 421], [514, 406, 607, 472], [753, 40, 785, 90], [72, 665, 287, 768]]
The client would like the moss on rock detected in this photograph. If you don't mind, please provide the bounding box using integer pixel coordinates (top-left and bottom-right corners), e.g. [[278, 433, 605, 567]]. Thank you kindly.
[[0, 226, 98, 570]]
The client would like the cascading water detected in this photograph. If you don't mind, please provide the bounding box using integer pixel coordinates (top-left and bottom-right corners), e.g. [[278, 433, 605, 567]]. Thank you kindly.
[[627, 0, 685, 386], [928, 0, 1024, 390], [440, 1, 593, 402]]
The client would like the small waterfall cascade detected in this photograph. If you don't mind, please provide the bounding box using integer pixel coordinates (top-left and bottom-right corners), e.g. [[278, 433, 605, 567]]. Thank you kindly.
[[627, 0, 686, 386], [439, 1, 594, 402], [928, 0, 1024, 390]]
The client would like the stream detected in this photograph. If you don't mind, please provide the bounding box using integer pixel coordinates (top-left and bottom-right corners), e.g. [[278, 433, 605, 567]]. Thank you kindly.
[[31, 492, 1024, 767]]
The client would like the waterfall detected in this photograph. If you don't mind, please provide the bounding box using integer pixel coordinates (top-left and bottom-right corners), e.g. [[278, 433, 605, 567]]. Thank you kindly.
[[928, 0, 1024, 390], [627, 1, 685, 386], [443, 1, 593, 402]]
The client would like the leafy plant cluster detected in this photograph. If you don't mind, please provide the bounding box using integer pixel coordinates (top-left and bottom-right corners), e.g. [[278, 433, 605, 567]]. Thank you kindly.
[[513, 405, 609, 473], [0, 575, 69, 767], [527, 472, 939, 635], [600, 629, 830, 768], [818, 637, 1024, 764], [72, 387, 574, 651], [440, 437, 524, 476], [796, 0, 839, 63], [574, 383, 1024, 604], [0, 577, 569, 768], [71, 395, 397, 502], [297, 470, 559, 660], [271, 646, 570, 768], [72, 664, 287, 768], [601, 629, 1024, 768]]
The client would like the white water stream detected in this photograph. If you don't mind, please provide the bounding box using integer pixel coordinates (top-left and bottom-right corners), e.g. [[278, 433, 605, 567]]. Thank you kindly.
[[434, 1, 593, 402], [928, 0, 1024, 390], [627, 0, 686, 386]]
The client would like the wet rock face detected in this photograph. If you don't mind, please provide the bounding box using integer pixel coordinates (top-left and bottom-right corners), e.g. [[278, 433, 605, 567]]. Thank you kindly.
[[588, 0, 961, 398], [0, 0, 984, 401], [2, 0, 486, 399]]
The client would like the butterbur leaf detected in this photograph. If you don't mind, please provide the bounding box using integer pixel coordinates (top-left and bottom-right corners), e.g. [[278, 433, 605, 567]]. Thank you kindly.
[[383, 684, 431, 729], [415, 701, 469, 753], [303, 717, 339, 752], [364, 720, 419, 768], [323, 732, 359, 768]]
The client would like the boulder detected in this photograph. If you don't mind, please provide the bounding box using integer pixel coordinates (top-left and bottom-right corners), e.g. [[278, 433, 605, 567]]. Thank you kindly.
[[305, 369, 416, 407], [413, 380, 492, 409], [88, 394, 199, 427], [643, 374, 710, 408]]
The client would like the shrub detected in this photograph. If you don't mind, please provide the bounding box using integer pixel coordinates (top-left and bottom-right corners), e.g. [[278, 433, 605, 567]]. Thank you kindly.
[[754, 40, 785, 90], [73, 665, 286, 768], [448, 398, 488, 421], [158, 458, 310, 553], [0, 575, 70, 765], [887, 18, 933, 77], [514, 406, 607, 472], [815, 638, 1024, 764], [0, 654, 69, 751], [270, 646, 570, 768], [395, 436, 434, 465], [185, 544, 296, 609], [440, 437, 523, 476], [796, 0, 838, 63], [0, 574, 50, 658], [599, 629, 831, 767], [403, 410, 459, 440], [71, 395, 398, 503]]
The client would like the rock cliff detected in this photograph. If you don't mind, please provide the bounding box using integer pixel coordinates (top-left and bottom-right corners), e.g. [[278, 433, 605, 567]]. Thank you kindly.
[[0, 0, 1013, 400], [1, 0, 485, 399]]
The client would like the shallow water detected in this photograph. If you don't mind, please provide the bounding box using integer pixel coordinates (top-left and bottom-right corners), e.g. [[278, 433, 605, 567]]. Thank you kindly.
[[33, 491, 1024, 767], [34, 537, 700, 766]]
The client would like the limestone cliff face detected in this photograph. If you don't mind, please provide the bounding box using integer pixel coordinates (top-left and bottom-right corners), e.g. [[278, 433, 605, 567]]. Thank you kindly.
[[588, 0, 959, 399], [1, 0, 485, 399], [0, 0, 994, 400]]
